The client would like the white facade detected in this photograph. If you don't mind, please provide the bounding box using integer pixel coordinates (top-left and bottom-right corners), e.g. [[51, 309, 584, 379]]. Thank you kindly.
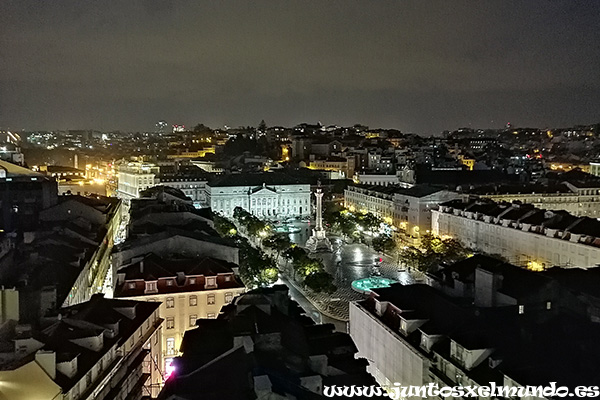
[[355, 173, 401, 187], [120, 287, 245, 383], [207, 182, 311, 219], [157, 178, 208, 208], [349, 301, 429, 389], [344, 185, 395, 223], [344, 185, 460, 239], [432, 205, 600, 268], [478, 184, 600, 217], [116, 161, 160, 201]]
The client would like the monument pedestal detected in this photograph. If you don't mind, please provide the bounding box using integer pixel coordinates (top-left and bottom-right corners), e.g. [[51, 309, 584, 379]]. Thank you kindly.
[[305, 228, 333, 253]]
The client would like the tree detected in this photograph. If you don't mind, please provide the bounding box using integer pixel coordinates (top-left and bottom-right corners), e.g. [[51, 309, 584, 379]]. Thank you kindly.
[[372, 234, 395, 254], [398, 233, 469, 272], [238, 240, 279, 289], [193, 123, 212, 133], [357, 212, 381, 233], [258, 119, 267, 133], [304, 271, 337, 294], [263, 233, 292, 259], [213, 215, 237, 237]]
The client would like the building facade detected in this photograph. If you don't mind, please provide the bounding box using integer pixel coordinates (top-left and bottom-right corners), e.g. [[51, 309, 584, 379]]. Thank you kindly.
[[206, 173, 311, 219], [0, 293, 163, 400], [469, 182, 600, 217], [344, 184, 460, 240], [114, 254, 245, 385], [432, 199, 600, 268], [344, 185, 395, 224], [116, 160, 160, 202]]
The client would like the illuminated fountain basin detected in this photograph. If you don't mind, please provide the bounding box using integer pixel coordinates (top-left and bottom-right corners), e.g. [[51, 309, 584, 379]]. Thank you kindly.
[[351, 277, 398, 294]]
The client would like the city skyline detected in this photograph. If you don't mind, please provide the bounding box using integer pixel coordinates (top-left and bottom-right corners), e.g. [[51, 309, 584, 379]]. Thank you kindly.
[[1, 1, 599, 133]]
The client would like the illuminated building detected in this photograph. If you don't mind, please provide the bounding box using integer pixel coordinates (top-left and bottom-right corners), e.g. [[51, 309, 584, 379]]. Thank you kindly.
[[344, 184, 459, 240], [165, 147, 216, 160], [114, 254, 245, 387], [172, 124, 185, 133], [0, 293, 163, 399], [432, 198, 600, 268], [158, 286, 379, 399], [308, 156, 356, 178], [206, 173, 311, 219], [116, 160, 160, 202]]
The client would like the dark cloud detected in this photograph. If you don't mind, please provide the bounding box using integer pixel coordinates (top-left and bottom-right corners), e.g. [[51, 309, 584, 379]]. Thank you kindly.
[[1, 0, 599, 133]]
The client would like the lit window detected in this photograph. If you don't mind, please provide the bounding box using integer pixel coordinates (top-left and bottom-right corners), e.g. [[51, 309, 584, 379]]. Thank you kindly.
[[145, 281, 157, 293], [207, 294, 215, 305], [189, 314, 197, 327], [518, 305, 525, 314], [206, 277, 217, 288], [166, 279, 174, 286], [189, 277, 196, 285], [189, 295, 197, 306], [207, 313, 216, 319], [166, 317, 175, 329], [128, 282, 136, 290], [224, 275, 231, 282], [546, 301, 552, 310], [166, 297, 175, 308], [166, 338, 176, 355], [225, 292, 233, 303]]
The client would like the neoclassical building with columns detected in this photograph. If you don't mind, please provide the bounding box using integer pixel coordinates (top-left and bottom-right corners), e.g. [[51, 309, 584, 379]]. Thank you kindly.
[[206, 173, 311, 219]]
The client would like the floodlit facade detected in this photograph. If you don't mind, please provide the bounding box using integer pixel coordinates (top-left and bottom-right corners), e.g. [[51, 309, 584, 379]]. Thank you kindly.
[[207, 173, 311, 219], [116, 161, 160, 201], [432, 199, 600, 268], [114, 254, 245, 383], [344, 184, 460, 239]]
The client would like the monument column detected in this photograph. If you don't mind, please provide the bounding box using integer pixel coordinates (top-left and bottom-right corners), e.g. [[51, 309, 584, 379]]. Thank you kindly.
[[305, 183, 332, 252], [315, 187, 323, 231]]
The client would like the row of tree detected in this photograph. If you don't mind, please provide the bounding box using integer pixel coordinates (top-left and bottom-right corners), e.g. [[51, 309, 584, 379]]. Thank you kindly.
[[282, 245, 337, 294], [323, 207, 383, 239], [398, 233, 469, 272], [213, 214, 278, 289], [233, 207, 268, 236], [218, 208, 337, 294]]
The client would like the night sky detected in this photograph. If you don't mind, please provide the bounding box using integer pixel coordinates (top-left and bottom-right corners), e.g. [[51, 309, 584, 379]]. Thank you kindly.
[[1, 1, 599, 134]]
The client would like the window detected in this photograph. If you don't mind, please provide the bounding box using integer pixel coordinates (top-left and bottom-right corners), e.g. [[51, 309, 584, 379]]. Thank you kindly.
[[546, 301, 552, 310], [145, 281, 157, 293], [166, 338, 176, 355], [166, 317, 175, 329], [128, 282, 136, 290], [224, 275, 231, 282], [206, 277, 216, 289], [166, 297, 174, 308], [189, 314, 197, 327], [166, 279, 174, 286], [207, 294, 215, 305], [207, 313, 215, 319], [189, 277, 196, 285], [518, 305, 525, 315], [86, 372, 92, 387], [189, 295, 197, 306], [225, 292, 233, 303]]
